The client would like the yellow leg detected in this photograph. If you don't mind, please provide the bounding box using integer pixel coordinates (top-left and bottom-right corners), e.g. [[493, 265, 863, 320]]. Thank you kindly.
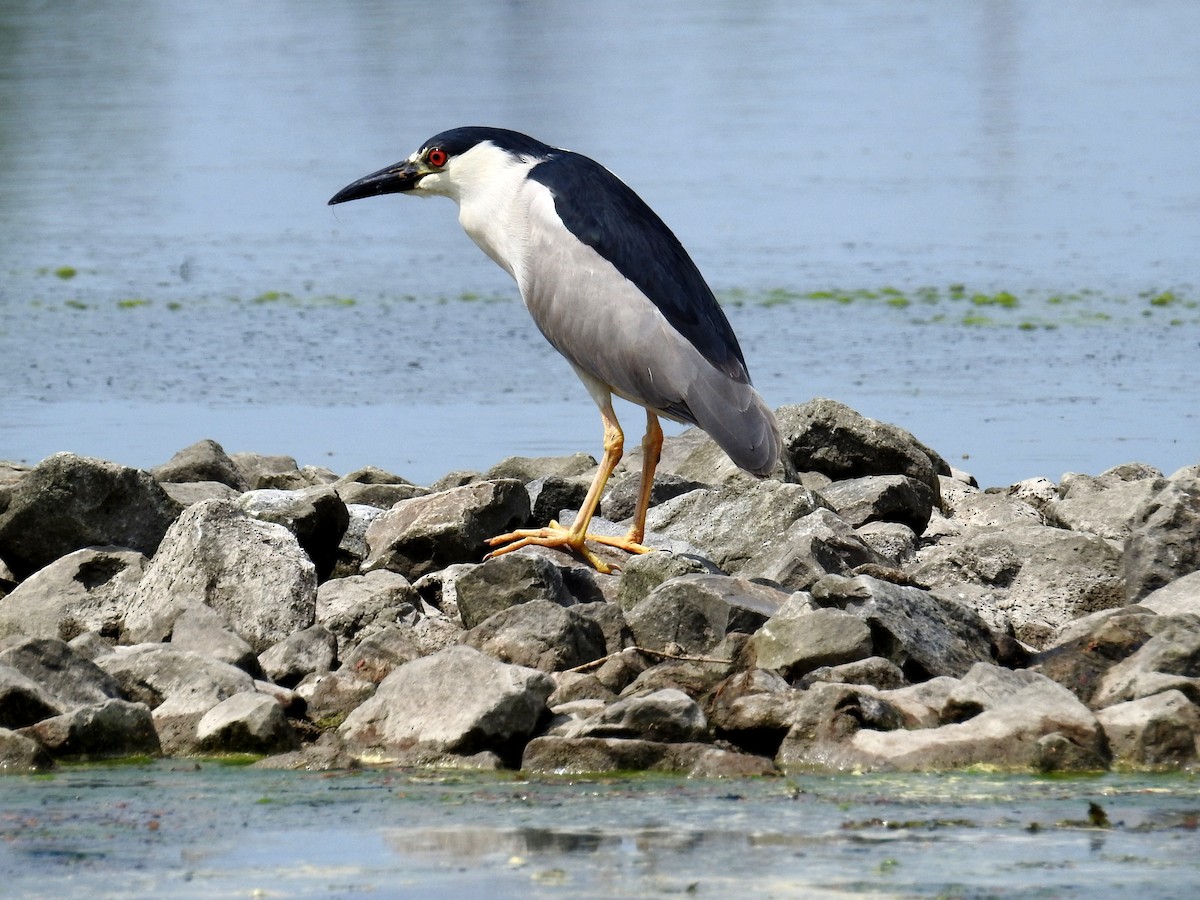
[[485, 399, 651, 573]]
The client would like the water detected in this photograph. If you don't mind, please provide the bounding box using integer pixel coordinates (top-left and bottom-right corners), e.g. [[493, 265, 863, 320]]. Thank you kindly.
[[1, 0, 1197, 487], [1, 763, 1198, 898]]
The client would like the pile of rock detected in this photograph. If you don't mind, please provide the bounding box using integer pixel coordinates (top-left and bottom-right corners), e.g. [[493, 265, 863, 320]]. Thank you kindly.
[[1, 399, 1197, 776]]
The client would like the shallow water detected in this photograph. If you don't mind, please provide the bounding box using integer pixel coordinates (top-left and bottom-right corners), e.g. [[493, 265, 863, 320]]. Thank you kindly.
[[2, 764, 1198, 899], [1, 1, 1198, 486]]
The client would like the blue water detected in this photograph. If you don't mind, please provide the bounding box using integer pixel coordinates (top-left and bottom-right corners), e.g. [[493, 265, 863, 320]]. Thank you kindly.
[[1, 1, 1198, 485]]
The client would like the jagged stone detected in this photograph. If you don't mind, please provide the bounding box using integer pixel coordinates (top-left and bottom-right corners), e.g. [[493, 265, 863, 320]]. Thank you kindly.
[[1125, 476, 1200, 602], [237, 486, 349, 581], [743, 508, 889, 592], [625, 574, 785, 654], [751, 608, 874, 679], [194, 691, 299, 754], [152, 438, 249, 491], [1096, 690, 1200, 768], [464, 600, 607, 671], [454, 553, 573, 629], [258, 624, 338, 688], [22, 698, 160, 760]]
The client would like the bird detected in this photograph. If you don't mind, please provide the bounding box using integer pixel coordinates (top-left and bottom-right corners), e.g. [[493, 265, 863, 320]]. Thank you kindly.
[[329, 126, 780, 573]]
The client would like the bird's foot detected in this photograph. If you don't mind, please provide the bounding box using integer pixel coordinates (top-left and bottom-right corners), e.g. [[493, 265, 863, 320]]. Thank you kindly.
[[484, 520, 651, 574]]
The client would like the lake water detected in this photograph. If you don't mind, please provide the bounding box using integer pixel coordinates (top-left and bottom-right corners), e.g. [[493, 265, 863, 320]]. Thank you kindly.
[[1, 0, 1197, 487], [2, 763, 1199, 899]]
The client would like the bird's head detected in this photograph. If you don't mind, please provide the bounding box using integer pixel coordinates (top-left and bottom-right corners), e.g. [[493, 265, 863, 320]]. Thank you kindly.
[[328, 126, 556, 207]]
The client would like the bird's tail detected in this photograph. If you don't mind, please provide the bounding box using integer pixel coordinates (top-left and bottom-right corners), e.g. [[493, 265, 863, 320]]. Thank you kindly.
[[684, 375, 781, 477]]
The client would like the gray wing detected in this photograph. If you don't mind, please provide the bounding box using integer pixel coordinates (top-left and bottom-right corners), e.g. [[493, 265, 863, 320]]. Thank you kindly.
[[516, 185, 780, 476]]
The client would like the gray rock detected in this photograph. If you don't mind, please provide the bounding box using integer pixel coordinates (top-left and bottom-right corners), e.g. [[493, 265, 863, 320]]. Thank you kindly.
[[332, 503, 386, 576], [526, 474, 591, 528], [625, 574, 786, 654], [338, 625, 425, 684], [152, 438, 249, 491], [811, 575, 995, 680], [644, 479, 827, 573], [0, 727, 53, 772], [122, 498, 317, 652], [614, 551, 715, 611], [939, 477, 1045, 532], [258, 625, 338, 688], [1139, 570, 1200, 617], [0, 637, 124, 710], [486, 453, 596, 482], [295, 671, 376, 728], [855, 521, 918, 568], [817, 474, 935, 534], [777, 399, 948, 498], [362, 480, 530, 579], [334, 465, 425, 508], [744, 508, 889, 591], [1048, 476, 1168, 540], [577, 688, 708, 743], [796, 656, 909, 691], [0, 546, 147, 642], [751, 608, 874, 679], [464, 600, 607, 671], [238, 486, 350, 581], [230, 452, 307, 490], [1125, 476, 1200, 601], [913, 523, 1125, 647], [169, 604, 261, 675], [521, 735, 758, 775], [1090, 620, 1200, 708], [316, 569, 420, 655], [454, 553, 573, 629], [0, 665, 66, 728], [601, 472, 706, 524], [22, 698, 160, 760], [195, 691, 300, 754], [571, 601, 634, 656], [0, 453, 180, 579], [1031, 609, 1162, 706], [160, 481, 241, 507], [1096, 690, 1200, 768], [339, 645, 554, 764]]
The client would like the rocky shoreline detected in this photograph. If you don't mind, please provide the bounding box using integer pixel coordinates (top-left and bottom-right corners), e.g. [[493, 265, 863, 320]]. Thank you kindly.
[[1, 398, 1198, 776]]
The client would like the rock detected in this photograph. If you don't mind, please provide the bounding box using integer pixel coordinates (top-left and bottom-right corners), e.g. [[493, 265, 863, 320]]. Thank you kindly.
[[194, 691, 300, 754], [152, 438, 249, 491], [525, 475, 591, 527], [614, 552, 715, 610], [237, 486, 349, 582], [810, 575, 995, 680], [230, 452, 307, 490], [160, 481, 241, 507], [295, 671, 376, 729], [332, 503, 386, 576], [0, 727, 53, 772], [0, 453, 180, 579], [0, 546, 147, 642], [644, 479, 827, 573], [744, 508, 890, 591], [939, 478, 1045, 532], [0, 665, 66, 728], [338, 625, 425, 684], [573, 688, 708, 743], [777, 664, 1106, 773], [751, 608, 874, 679], [0, 637, 124, 710], [1031, 609, 1162, 706], [362, 480, 530, 580], [1096, 690, 1200, 768], [486, 453, 596, 482], [817, 474, 935, 534], [912, 523, 1125, 647], [334, 466, 425, 508], [520, 735, 754, 775], [122, 498, 317, 652], [1047, 476, 1168, 540], [169, 605, 262, 675], [454, 553, 573, 629], [776, 399, 948, 498], [796, 656, 909, 691], [1090, 620, 1200, 708], [252, 733, 361, 771], [601, 471, 706, 523], [339, 645, 554, 765], [22, 698, 160, 760], [624, 574, 786, 654], [258, 625, 338, 688], [1139, 570, 1200, 617], [1124, 476, 1200, 601], [855, 521, 918, 568], [464, 600, 607, 671], [705, 668, 800, 755], [572, 601, 634, 656], [316, 569, 420, 656]]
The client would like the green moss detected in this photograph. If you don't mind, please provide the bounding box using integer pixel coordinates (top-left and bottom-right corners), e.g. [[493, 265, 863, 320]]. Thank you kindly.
[[64, 299, 88, 310], [117, 298, 150, 309], [54, 265, 78, 279]]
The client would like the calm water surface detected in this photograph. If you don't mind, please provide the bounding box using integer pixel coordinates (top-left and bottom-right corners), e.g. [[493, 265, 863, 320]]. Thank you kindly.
[[1, 0, 1197, 485], [1, 764, 1198, 899]]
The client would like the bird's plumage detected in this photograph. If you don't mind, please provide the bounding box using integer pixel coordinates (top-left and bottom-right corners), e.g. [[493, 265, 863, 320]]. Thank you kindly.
[[329, 124, 780, 498]]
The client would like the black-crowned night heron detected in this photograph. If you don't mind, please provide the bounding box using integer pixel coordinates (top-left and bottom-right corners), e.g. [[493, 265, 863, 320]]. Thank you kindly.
[[329, 126, 780, 572]]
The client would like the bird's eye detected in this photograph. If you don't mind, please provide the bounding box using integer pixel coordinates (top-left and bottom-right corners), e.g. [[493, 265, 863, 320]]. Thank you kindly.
[[426, 148, 448, 168]]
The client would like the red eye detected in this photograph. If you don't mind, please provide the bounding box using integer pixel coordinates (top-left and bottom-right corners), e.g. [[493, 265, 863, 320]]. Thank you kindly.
[[427, 148, 448, 167]]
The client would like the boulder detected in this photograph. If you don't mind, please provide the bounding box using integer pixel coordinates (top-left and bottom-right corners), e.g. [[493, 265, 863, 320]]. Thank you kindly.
[[525, 474, 591, 528], [0, 727, 54, 772], [817, 474, 935, 534], [776, 399, 948, 497], [258, 624, 338, 688], [0, 546, 147, 642], [1096, 690, 1200, 768], [1090, 620, 1200, 708], [152, 438, 249, 491], [339, 645, 553, 764], [520, 735, 764, 776], [751, 608, 874, 679], [362, 480, 530, 579], [743, 508, 890, 591], [237, 486, 350, 581], [464, 600, 607, 671], [601, 471, 706, 523], [454, 553, 573, 629], [22, 698, 160, 760], [0, 453, 180, 579], [0, 665, 66, 728], [332, 503, 386, 576], [624, 574, 786, 654], [338, 625, 426, 684], [570, 688, 708, 743], [1139, 570, 1200, 617], [121, 498, 317, 652], [194, 691, 300, 754], [316, 569, 420, 655], [1047, 475, 1168, 540], [614, 551, 716, 611], [1124, 476, 1200, 601], [295, 671, 376, 729], [169, 604, 261, 675], [0, 637, 124, 710], [229, 452, 307, 490]]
